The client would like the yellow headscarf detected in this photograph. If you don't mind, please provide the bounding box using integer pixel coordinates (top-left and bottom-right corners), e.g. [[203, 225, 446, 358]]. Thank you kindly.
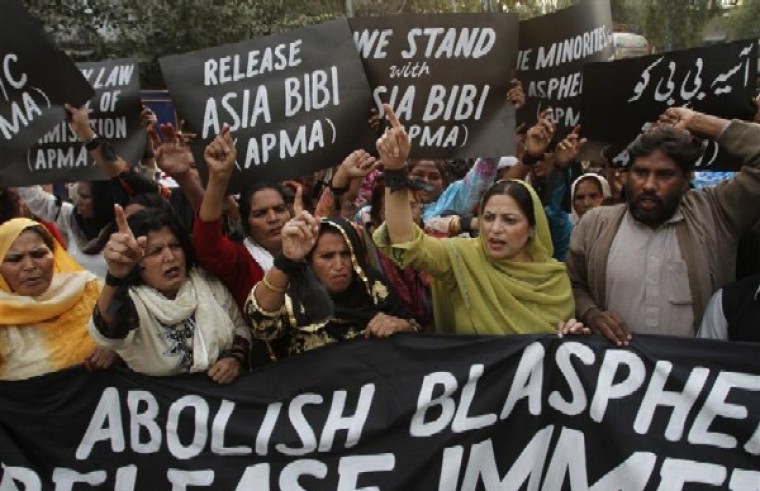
[[0, 218, 99, 371], [435, 180, 574, 335]]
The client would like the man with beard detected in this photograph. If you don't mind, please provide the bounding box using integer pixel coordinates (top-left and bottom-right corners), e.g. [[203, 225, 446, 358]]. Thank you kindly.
[[567, 107, 760, 345]]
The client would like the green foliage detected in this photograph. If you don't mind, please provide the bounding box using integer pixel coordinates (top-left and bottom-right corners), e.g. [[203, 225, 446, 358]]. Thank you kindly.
[[727, 0, 760, 40]]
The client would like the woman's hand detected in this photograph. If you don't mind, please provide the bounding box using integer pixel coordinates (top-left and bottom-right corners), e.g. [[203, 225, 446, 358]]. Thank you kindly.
[[558, 318, 591, 337], [375, 104, 410, 170], [208, 357, 241, 384], [525, 109, 555, 157], [203, 124, 236, 180], [281, 186, 319, 261], [506, 79, 525, 109], [365, 313, 415, 338], [64, 103, 96, 141], [84, 347, 119, 371], [554, 125, 587, 167], [103, 204, 146, 279]]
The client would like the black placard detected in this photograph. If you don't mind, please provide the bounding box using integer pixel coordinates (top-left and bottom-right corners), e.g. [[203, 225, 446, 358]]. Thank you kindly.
[[159, 19, 375, 192], [349, 13, 518, 159], [517, 1, 614, 136], [1, 334, 758, 490], [581, 40, 758, 171], [0, 0, 95, 185], [1, 59, 145, 186]]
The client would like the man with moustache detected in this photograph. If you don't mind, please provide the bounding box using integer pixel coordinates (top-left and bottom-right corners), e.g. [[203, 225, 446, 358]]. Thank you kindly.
[[567, 107, 760, 345]]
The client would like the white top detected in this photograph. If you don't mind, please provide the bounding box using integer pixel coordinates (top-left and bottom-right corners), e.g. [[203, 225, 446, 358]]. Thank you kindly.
[[697, 289, 728, 340], [17, 186, 108, 278], [605, 210, 694, 337]]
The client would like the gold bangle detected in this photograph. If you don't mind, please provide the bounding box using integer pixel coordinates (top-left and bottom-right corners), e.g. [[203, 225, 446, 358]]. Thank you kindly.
[[261, 275, 287, 294], [448, 215, 461, 235]]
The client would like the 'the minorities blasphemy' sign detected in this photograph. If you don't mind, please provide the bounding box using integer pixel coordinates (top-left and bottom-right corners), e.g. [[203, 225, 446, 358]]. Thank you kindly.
[[349, 13, 518, 159], [0, 0, 94, 185], [3, 59, 146, 186], [1, 334, 758, 490], [517, 1, 614, 135], [159, 20, 375, 191], [581, 40, 758, 171]]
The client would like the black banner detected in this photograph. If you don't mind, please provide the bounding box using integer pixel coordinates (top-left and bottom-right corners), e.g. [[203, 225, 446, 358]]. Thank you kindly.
[[349, 13, 518, 159], [581, 40, 758, 171], [1, 59, 145, 186], [159, 20, 375, 192], [1, 334, 758, 490], [517, 1, 614, 136], [0, 0, 95, 185]]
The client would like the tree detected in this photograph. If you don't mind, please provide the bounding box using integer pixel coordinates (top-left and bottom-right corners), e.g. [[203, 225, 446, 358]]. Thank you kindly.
[[727, 0, 760, 41]]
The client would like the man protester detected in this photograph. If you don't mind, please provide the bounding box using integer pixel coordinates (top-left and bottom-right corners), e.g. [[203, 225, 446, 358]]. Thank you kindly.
[[567, 107, 760, 346]]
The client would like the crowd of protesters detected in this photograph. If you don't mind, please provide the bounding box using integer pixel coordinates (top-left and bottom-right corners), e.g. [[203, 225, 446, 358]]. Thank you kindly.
[[2, 73, 760, 383]]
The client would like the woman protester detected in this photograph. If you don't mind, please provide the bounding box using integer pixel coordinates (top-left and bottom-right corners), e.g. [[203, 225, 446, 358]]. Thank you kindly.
[[89, 206, 250, 383], [245, 188, 418, 359], [18, 104, 160, 277], [570, 173, 611, 224], [193, 125, 291, 310], [373, 105, 586, 336], [0, 218, 114, 380]]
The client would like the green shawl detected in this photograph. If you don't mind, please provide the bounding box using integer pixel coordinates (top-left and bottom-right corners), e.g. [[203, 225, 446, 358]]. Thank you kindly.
[[439, 180, 573, 334], [375, 180, 574, 335]]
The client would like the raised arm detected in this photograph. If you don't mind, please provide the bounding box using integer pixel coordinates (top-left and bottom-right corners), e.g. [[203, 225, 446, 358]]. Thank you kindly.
[[377, 104, 415, 244], [198, 124, 234, 223], [65, 103, 129, 177], [152, 124, 205, 211]]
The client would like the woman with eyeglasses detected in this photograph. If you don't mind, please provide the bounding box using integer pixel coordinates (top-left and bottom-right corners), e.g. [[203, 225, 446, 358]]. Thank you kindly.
[[373, 106, 586, 336]]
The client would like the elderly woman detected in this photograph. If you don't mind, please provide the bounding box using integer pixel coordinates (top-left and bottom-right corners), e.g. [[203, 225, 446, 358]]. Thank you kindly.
[[570, 173, 611, 224], [89, 207, 250, 383], [373, 106, 585, 336], [245, 188, 418, 360], [0, 218, 113, 380]]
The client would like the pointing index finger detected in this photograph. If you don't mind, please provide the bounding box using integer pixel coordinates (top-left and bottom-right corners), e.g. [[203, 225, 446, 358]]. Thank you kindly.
[[293, 184, 304, 216], [114, 204, 133, 236], [383, 104, 402, 130]]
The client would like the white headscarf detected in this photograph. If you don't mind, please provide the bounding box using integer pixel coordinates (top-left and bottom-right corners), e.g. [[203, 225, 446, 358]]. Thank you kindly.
[[570, 173, 611, 224]]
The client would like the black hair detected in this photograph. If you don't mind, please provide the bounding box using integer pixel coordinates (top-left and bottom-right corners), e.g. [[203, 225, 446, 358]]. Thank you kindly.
[[22, 225, 55, 251], [238, 181, 288, 237], [128, 192, 174, 214], [626, 124, 703, 175], [408, 159, 450, 186], [0, 188, 19, 225], [480, 180, 536, 227], [123, 209, 195, 287]]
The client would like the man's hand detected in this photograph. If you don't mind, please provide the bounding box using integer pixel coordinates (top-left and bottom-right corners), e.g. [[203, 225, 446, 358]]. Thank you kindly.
[[658, 107, 699, 131], [375, 104, 410, 170], [585, 309, 631, 346]]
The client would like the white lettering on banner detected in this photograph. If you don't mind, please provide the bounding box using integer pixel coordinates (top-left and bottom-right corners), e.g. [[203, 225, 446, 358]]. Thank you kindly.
[[0, 53, 51, 140], [203, 40, 302, 86], [52, 468, 106, 491], [38, 117, 128, 144], [76, 383, 376, 462], [527, 72, 583, 101], [389, 61, 430, 79], [243, 119, 328, 168], [401, 27, 496, 59], [201, 88, 271, 139], [406, 124, 463, 148], [353, 29, 394, 59], [422, 85, 489, 122], [167, 469, 214, 490], [32, 146, 88, 171], [80, 64, 135, 88], [284, 66, 340, 117], [531, 26, 612, 70], [627, 44, 754, 106]]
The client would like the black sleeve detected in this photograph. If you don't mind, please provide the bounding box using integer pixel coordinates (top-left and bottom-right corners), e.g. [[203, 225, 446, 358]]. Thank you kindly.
[[92, 287, 139, 339]]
